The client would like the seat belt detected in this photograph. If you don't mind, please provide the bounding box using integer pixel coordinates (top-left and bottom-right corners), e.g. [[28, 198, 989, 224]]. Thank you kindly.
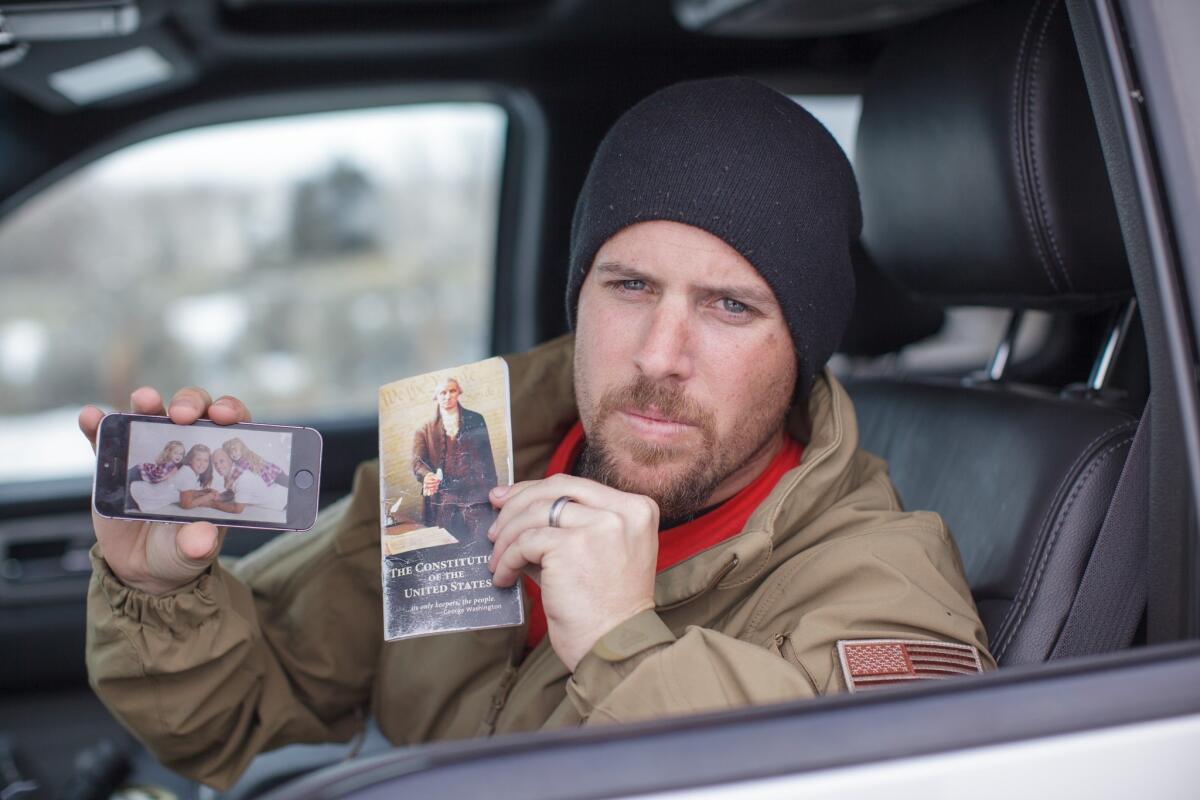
[[1050, 403, 1150, 659]]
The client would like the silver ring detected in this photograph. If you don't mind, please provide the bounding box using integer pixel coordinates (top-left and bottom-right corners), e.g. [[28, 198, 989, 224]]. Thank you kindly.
[[548, 495, 573, 528]]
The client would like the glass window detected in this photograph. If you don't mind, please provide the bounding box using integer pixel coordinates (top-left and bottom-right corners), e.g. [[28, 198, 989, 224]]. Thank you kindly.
[[831, 308, 1054, 379], [791, 94, 862, 163], [0, 102, 507, 484]]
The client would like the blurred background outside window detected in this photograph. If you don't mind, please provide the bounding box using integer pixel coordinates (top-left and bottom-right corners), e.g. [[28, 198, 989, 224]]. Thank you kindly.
[[0, 102, 506, 484]]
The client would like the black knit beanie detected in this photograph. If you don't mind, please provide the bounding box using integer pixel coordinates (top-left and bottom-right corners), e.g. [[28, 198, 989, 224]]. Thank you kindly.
[[565, 77, 861, 401]]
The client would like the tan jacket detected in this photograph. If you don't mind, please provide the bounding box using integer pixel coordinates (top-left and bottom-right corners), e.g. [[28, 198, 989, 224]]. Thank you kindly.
[[86, 334, 992, 789]]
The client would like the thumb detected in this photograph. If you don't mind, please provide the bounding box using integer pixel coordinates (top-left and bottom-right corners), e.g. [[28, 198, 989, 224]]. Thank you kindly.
[[177, 522, 222, 564], [144, 522, 222, 587]]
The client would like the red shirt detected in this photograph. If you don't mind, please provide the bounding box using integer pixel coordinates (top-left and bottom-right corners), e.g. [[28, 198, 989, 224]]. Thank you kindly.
[[522, 421, 804, 649]]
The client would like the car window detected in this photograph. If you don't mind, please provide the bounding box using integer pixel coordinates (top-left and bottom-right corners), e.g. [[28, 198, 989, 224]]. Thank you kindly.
[[0, 102, 506, 485], [792, 93, 862, 163], [832, 308, 1053, 378]]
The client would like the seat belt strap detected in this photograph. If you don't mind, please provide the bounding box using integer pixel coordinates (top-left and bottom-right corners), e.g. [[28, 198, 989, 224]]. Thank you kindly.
[[1050, 404, 1150, 659]]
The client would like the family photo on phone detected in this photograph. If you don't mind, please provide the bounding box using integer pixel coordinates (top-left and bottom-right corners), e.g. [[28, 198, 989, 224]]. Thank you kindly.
[[125, 424, 292, 524]]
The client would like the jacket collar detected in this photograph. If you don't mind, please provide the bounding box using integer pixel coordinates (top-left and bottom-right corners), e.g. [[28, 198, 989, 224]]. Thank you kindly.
[[504, 334, 863, 608]]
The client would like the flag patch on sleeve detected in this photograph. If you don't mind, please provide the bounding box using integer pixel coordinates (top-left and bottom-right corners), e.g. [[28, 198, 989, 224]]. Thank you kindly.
[[836, 639, 983, 693]]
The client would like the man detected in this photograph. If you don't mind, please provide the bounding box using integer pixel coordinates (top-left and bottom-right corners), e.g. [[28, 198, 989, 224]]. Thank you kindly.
[[80, 77, 991, 790], [412, 377, 499, 542]]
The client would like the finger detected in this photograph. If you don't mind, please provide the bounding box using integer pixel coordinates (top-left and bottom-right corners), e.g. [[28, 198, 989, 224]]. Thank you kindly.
[[489, 500, 611, 576], [488, 499, 563, 570], [167, 387, 214, 424], [130, 386, 166, 415], [143, 521, 221, 589], [491, 474, 634, 535], [492, 527, 557, 587], [176, 522, 222, 563], [208, 395, 252, 425], [78, 405, 105, 450], [487, 478, 558, 535], [488, 479, 542, 508]]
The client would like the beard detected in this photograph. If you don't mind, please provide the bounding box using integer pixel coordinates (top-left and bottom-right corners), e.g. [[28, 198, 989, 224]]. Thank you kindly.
[[576, 374, 788, 521]]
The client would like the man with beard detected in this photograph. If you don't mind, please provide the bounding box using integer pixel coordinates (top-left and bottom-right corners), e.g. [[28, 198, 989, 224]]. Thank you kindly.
[[412, 377, 499, 544], [79, 78, 991, 790]]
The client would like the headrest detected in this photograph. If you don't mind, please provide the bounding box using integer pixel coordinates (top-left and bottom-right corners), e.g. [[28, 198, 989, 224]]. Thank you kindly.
[[855, 0, 1131, 309], [839, 241, 945, 357]]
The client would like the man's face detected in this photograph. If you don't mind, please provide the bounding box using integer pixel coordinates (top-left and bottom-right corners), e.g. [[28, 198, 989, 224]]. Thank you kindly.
[[574, 220, 798, 519], [211, 448, 232, 477], [437, 382, 461, 411]]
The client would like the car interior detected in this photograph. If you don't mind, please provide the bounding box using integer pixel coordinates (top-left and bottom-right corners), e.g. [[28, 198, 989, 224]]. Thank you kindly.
[[0, 0, 1193, 797]]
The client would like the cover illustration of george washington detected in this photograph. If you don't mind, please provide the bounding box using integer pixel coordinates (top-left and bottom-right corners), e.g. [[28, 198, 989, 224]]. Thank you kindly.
[[378, 357, 522, 640]]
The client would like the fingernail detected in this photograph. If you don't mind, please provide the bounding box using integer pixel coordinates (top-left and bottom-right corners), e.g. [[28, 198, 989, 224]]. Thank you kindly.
[[491, 486, 509, 499]]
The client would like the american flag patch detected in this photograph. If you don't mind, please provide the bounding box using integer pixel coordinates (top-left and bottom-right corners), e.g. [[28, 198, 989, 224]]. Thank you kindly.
[[837, 639, 983, 693]]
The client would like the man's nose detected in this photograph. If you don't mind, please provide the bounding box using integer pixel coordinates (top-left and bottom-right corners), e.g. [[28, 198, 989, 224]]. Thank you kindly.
[[632, 300, 694, 382]]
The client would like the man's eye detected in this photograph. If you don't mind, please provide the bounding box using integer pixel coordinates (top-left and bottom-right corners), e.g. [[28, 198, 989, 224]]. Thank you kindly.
[[721, 298, 748, 315], [620, 279, 646, 291]]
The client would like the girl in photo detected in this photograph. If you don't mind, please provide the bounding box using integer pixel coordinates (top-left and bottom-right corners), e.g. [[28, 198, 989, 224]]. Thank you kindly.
[[128, 440, 185, 486], [175, 444, 218, 509], [129, 442, 214, 512], [222, 438, 287, 486]]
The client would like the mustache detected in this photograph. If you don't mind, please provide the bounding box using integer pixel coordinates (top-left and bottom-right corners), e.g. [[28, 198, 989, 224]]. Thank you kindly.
[[596, 375, 714, 432]]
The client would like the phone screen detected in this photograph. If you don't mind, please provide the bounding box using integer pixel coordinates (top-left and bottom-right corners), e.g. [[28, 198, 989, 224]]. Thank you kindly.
[[125, 421, 295, 525]]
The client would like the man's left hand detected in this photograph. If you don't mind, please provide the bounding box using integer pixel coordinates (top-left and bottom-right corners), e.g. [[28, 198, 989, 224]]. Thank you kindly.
[[488, 474, 659, 671]]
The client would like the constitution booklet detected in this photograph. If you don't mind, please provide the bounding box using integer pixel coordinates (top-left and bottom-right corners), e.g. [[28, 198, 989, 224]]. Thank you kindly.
[[378, 357, 524, 640]]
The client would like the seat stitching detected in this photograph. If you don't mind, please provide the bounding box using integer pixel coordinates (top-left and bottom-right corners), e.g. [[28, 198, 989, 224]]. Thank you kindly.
[[991, 418, 1134, 643], [994, 435, 1132, 658], [991, 419, 1136, 649], [994, 435, 1134, 661], [1011, 0, 1060, 292], [991, 422, 1134, 650], [1027, 0, 1071, 290]]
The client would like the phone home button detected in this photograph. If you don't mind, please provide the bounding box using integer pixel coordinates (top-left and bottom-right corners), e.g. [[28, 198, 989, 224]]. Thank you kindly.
[[294, 469, 315, 490]]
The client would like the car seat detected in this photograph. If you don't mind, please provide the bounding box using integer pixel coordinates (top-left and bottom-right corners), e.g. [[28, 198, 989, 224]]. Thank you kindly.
[[845, 0, 1144, 666]]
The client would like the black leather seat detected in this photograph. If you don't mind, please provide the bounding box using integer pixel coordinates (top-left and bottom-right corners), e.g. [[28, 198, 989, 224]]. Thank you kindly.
[[847, 0, 1140, 666]]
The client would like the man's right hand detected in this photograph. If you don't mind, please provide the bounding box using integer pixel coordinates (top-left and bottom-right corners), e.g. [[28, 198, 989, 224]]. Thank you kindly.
[[79, 387, 252, 596], [422, 473, 441, 495]]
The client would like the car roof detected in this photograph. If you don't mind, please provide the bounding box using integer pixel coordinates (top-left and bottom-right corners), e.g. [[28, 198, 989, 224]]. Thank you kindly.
[[0, 0, 983, 211]]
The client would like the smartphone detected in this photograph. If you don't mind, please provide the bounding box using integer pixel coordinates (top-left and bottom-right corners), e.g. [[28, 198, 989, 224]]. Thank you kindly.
[[93, 413, 323, 532]]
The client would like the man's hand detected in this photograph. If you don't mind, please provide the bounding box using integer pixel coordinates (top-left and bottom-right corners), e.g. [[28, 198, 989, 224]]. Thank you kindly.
[[79, 387, 252, 596], [422, 473, 441, 495], [487, 474, 659, 671]]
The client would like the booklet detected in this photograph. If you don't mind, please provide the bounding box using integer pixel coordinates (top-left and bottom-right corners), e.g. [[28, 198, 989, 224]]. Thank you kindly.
[[378, 357, 524, 640]]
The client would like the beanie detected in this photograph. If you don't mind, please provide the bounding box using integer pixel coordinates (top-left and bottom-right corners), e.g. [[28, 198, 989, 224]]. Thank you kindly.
[[565, 76, 861, 400]]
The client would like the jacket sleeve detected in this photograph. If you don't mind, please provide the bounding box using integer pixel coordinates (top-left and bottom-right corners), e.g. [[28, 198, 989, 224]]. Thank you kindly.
[[566, 518, 994, 724], [86, 460, 384, 790]]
